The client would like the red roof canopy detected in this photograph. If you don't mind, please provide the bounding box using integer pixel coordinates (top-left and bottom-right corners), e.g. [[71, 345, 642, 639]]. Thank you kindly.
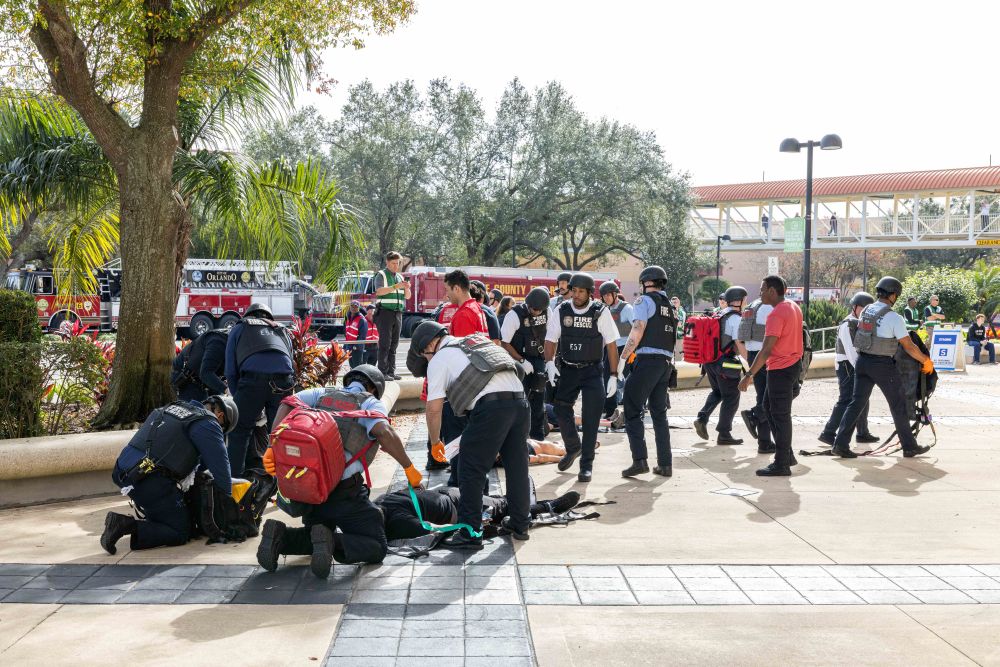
[[693, 166, 1000, 205]]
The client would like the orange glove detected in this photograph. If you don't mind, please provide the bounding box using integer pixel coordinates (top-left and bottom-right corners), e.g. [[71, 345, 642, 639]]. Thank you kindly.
[[921, 358, 935, 375], [431, 441, 447, 463], [404, 465, 423, 488], [263, 448, 276, 476]]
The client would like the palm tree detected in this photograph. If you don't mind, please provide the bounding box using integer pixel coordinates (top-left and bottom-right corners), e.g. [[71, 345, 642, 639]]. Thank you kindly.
[[1, 57, 361, 426], [971, 259, 1000, 322]]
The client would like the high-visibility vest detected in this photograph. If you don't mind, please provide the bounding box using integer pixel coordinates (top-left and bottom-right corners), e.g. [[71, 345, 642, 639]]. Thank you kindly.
[[375, 269, 405, 311], [367, 318, 379, 341], [345, 314, 363, 341]]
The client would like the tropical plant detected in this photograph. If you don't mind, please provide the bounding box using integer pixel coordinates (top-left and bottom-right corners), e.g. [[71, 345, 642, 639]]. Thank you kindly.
[[970, 259, 1000, 319], [289, 315, 350, 389]]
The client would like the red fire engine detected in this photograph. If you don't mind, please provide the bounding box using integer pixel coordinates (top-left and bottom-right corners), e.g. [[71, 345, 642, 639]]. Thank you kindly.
[[311, 265, 617, 338], [6, 259, 318, 337]]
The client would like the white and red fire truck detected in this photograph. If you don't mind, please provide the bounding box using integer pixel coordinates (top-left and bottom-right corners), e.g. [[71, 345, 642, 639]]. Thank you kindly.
[[311, 265, 617, 338], [5, 258, 318, 338]]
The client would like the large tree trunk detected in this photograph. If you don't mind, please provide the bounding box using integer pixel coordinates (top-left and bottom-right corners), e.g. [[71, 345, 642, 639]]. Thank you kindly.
[[93, 133, 188, 428], [3, 211, 39, 272]]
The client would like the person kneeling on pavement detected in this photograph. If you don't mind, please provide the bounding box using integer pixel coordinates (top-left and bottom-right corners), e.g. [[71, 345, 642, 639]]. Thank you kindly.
[[256, 364, 424, 578], [416, 320, 533, 550], [101, 395, 238, 554]]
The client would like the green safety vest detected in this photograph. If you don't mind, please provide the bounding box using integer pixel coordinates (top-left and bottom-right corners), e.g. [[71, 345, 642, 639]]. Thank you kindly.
[[924, 305, 942, 328], [903, 307, 921, 331], [376, 269, 405, 311]]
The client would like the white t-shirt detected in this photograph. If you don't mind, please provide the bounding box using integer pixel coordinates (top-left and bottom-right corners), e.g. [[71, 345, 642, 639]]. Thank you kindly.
[[743, 304, 774, 352], [545, 301, 619, 345], [426, 336, 524, 409], [836, 320, 858, 365], [719, 306, 742, 344], [861, 303, 909, 340], [499, 308, 521, 343]]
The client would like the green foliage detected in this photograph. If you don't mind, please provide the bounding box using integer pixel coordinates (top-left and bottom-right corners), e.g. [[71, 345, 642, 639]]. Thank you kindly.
[[0, 341, 42, 438], [0, 288, 40, 343], [970, 259, 1000, 317], [804, 300, 849, 350], [40, 337, 110, 435], [695, 278, 730, 305], [899, 268, 977, 322]]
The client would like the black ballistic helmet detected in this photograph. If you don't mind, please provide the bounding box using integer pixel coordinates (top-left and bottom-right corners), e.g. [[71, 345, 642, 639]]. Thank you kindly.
[[412, 320, 447, 353], [568, 272, 595, 291], [875, 276, 903, 297], [849, 291, 875, 309], [406, 344, 428, 378], [639, 265, 668, 283], [556, 272, 572, 284], [723, 286, 749, 303], [343, 364, 386, 399], [246, 302, 273, 319], [525, 287, 551, 311], [599, 280, 619, 297], [205, 395, 239, 434]]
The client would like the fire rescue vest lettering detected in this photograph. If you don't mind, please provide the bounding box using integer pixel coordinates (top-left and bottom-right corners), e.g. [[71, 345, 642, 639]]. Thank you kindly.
[[853, 303, 899, 357], [314, 388, 381, 467], [376, 269, 405, 311], [636, 292, 677, 352], [235, 318, 293, 367], [609, 300, 631, 339], [558, 301, 605, 364], [443, 333, 523, 416], [126, 401, 212, 480], [738, 300, 767, 343], [835, 316, 861, 357], [509, 303, 547, 359]]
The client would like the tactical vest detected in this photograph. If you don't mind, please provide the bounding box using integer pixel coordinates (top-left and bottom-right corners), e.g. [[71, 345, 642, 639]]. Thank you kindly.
[[182, 330, 227, 382], [853, 303, 899, 357], [835, 316, 860, 357], [509, 303, 547, 359], [443, 333, 523, 416], [558, 301, 605, 364], [127, 401, 213, 480], [314, 388, 380, 467], [609, 300, 631, 338], [719, 310, 740, 356], [636, 292, 677, 352], [738, 300, 767, 343], [235, 318, 293, 367]]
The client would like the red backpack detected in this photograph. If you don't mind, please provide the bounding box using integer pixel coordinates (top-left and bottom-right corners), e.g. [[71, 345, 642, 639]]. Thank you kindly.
[[683, 312, 738, 365], [269, 396, 385, 504]]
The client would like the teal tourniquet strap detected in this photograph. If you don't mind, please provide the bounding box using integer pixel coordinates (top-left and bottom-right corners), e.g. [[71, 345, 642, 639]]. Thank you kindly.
[[408, 484, 483, 538]]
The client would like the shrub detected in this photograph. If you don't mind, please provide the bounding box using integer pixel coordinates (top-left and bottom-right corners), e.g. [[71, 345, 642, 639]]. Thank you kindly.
[[899, 268, 976, 323], [804, 300, 848, 351], [40, 337, 111, 435], [0, 289, 43, 437], [290, 315, 350, 389], [0, 289, 41, 343]]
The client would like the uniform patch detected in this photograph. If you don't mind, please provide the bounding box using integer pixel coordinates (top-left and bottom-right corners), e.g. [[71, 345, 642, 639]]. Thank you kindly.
[[562, 316, 574, 327]]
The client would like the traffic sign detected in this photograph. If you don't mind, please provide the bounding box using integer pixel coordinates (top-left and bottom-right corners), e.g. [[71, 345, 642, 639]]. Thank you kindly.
[[767, 256, 779, 275]]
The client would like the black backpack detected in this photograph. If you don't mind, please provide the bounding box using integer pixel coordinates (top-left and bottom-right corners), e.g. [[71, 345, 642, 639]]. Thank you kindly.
[[186, 468, 277, 544], [794, 323, 813, 398]]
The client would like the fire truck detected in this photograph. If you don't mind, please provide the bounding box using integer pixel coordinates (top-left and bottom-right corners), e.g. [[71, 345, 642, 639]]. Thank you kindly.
[[311, 265, 618, 339], [6, 258, 318, 337]]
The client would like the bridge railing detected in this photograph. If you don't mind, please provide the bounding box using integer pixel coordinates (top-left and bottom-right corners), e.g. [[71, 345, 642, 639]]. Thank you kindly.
[[690, 213, 1000, 242]]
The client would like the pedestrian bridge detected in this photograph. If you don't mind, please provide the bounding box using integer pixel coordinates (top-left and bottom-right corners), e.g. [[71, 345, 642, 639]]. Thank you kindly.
[[689, 166, 1000, 251]]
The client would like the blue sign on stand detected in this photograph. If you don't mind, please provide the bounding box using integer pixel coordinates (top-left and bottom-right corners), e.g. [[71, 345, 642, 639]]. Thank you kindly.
[[929, 328, 961, 371]]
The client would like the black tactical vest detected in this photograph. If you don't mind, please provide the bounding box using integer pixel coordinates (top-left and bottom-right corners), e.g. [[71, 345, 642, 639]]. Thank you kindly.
[[184, 330, 228, 378], [235, 318, 293, 367], [558, 301, 605, 364], [835, 316, 860, 357], [636, 292, 677, 352], [443, 333, 522, 416], [127, 401, 213, 479], [314, 388, 381, 467], [509, 303, 548, 359]]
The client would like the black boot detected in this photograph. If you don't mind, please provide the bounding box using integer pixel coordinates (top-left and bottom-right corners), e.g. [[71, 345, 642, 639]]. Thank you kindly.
[[309, 524, 334, 579], [740, 410, 758, 440], [100, 512, 136, 555], [557, 448, 582, 472], [256, 519, 286, 572], [530, 491, 580, 517], [903, 445, 931, 457], [500, 516, 529, 541], [717, 433, 744, 446], [855, 433, 880, 444], [621, 459, 649, 478], [442, 529, 484, 550], [577, 469, 593, 483], [652, 466, 673, 477], [831, 447, 858, 459], [693, 419, 709, 441]]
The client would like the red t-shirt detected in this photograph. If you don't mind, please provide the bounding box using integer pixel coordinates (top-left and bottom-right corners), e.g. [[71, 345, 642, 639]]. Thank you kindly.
[[764, 299, 803, 370], [437, 303, 458, 328], [450, 298, 488, 337]]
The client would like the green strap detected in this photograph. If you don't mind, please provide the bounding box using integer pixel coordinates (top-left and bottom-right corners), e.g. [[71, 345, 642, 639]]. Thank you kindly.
[[408, 484, 483, 538]]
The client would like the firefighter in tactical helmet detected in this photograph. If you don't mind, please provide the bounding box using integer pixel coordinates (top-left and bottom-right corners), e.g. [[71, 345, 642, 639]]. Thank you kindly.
[[225, 302, 295, 476], [100, 395, 238, 554], [694, 286, 748, 446], [737, 297, 774, 451], [258, 365, 422, 577], [818, 291, 880, 448], [599, 280, 632, 420], [549, 272, 573, 312], [416, 320, 532, 549], [171, 327, 229, 402], [500, 286, 551, 440], [544, 272, 621, 482], [618, 266, 678, 478], [830, 277, 934, 458]]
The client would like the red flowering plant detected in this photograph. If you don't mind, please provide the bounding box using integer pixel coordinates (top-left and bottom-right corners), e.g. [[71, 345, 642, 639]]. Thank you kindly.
[[290, 315, 350, 389]]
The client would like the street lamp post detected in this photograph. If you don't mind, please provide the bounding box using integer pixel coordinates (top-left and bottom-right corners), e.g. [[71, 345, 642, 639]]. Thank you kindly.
[[715, 234, 731, 284], [512, 217, 527, 268], [779, 134, 842, 317]]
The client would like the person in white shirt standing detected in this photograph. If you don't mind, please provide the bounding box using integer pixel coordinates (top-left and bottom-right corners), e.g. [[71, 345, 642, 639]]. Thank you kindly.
[[818, 292, 880, 447]]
